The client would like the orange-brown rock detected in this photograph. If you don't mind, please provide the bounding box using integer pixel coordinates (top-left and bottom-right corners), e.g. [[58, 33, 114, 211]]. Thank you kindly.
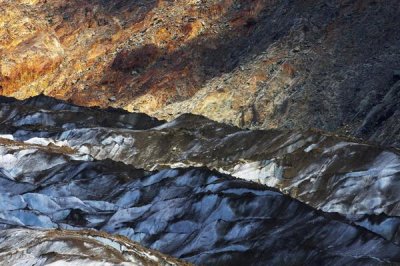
[[0, 2, 64, 95], [1, 0, 400, 147]]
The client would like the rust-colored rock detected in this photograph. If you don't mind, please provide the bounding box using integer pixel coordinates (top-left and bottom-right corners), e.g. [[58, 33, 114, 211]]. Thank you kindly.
[[0, 2, 64, 95], [1, 0, 400, 147]]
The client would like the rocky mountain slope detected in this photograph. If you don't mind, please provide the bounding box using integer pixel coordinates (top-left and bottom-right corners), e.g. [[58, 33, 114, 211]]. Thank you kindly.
[[1, 95, 400, 265], [1, 0, 400, 147]]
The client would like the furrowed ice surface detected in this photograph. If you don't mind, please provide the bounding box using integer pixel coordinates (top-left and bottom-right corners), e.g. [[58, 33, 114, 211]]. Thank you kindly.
[[54, 117, 400, 218], [0, 137, 92, 179], [1, 96, 400, 264], [2, 96, 400, 217], [0, 158, 400, 265]]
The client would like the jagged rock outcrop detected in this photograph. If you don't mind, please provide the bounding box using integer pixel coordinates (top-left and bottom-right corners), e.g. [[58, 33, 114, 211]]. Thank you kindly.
[[1, 0, 399, 147]]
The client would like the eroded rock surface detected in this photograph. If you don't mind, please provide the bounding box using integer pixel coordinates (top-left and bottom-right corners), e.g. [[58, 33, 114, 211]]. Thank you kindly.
[[1, 0, 400, 147]]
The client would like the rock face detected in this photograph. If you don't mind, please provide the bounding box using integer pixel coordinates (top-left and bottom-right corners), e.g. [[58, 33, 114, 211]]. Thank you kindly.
[[1, 0, 400, 147], [0, 2, 64, 95], [1, 96, 400, 265]]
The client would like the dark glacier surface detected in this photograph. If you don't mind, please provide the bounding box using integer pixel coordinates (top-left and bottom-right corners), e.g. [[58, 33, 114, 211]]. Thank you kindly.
[[0, 96, 400, 265], [1, 158, 400, 265]]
